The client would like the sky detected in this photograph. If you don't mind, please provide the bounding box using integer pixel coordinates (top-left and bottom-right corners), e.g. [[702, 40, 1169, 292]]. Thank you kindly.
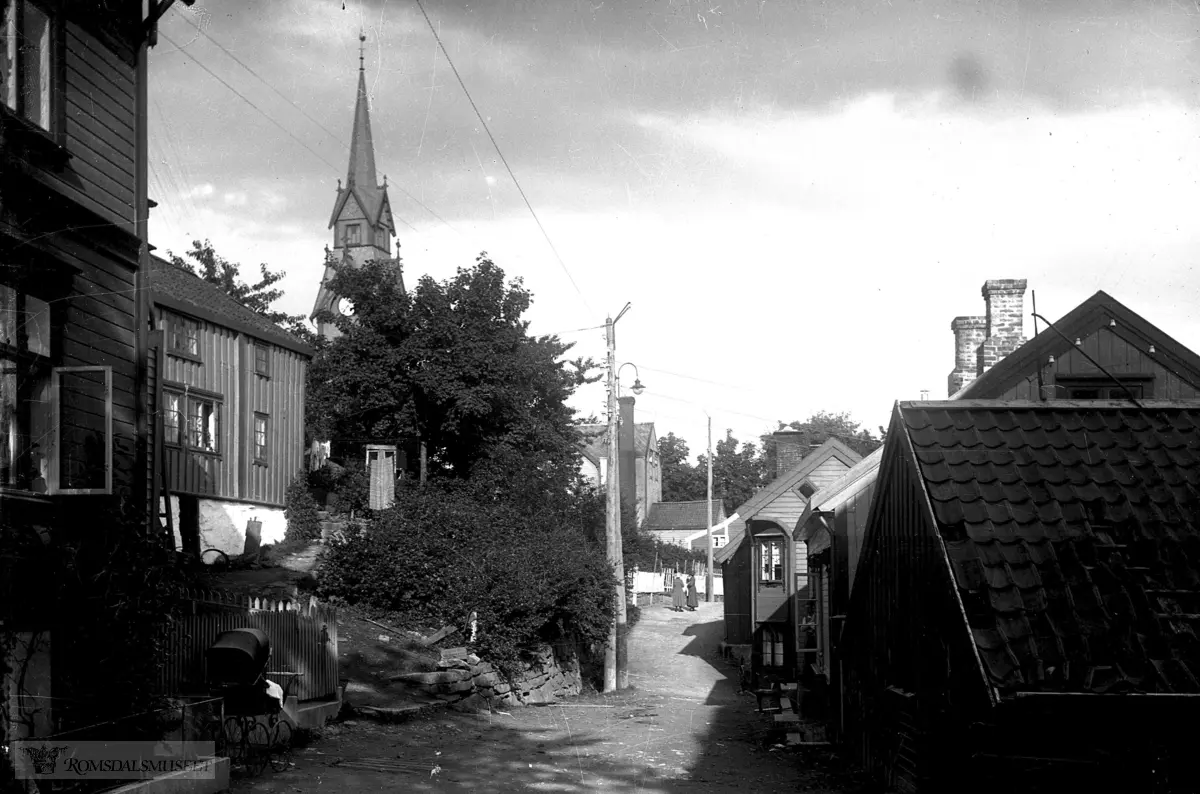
[[148, 0, 1200, 463]]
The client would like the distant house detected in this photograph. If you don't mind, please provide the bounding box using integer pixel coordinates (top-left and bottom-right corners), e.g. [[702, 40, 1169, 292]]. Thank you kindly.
[[840, 400, 1200, 792], [952, 288, 1200, 401], [643, 500, 728, 550], [150, 256, 313, 558], [577, 417, 662, 523], [715, 435, 860, 674], [793, 446, 883, 725]]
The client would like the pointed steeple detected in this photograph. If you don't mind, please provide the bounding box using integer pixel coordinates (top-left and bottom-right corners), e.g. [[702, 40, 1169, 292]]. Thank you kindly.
[[347, 31, 378, 190]]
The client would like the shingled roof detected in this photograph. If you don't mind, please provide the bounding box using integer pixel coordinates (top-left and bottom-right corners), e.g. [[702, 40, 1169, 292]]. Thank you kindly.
[[644, 500, 726, 531], [899, 400, 1200, 696], [150, 256, 312, 357]]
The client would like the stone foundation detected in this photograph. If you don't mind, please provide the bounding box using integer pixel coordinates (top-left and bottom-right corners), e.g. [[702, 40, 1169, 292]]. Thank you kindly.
[[392, 642, 582, 710]]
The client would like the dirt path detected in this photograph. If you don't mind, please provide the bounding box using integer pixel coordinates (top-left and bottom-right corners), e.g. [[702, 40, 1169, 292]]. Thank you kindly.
[[234, 601, 868, 793]]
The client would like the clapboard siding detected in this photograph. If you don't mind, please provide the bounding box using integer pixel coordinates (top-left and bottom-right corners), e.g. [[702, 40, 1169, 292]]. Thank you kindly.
[[754, 489, 806, 527], [53, 22, 138, 225], [808, 458, 852, 490]]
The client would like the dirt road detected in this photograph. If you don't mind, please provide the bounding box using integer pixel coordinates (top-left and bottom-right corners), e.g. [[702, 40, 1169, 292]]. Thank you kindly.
[[234, 601, 868, 792]]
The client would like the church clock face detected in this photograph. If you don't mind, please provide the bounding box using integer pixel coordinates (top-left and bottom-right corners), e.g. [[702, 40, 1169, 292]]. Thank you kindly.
[[334, 298, 355, 317]]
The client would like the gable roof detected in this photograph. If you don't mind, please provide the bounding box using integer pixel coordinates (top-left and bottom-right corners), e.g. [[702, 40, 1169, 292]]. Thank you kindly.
[[150, 256, 313, 357], [715, 437, 862, 564], [896, 399, 1200, 697], [577, 422, 657, 460], [796, 446, 884, 545], [956, 290, 1200, 400], [644, 500, 727, 532]]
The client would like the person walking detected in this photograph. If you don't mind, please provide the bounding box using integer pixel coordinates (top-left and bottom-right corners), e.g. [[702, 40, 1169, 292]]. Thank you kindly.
[[686, 574, 699, 611], [671, 574, 685, 612]]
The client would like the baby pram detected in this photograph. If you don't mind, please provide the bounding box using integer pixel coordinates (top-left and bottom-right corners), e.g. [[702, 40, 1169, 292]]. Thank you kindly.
[[204, 628, 291, 774]]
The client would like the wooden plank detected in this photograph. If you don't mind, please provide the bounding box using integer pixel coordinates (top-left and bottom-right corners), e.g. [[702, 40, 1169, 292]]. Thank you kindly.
[[64, 103, 136, 165], [66, 24, 136, 99], [421, 625, 459, 647], [440, 647, 469, 661]]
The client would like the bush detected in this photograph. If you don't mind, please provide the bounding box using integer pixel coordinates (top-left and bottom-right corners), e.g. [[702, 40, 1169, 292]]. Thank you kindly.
[[318, 480, 616, 673], [284, 472, 322, 544], [308, 461, 370, 516]]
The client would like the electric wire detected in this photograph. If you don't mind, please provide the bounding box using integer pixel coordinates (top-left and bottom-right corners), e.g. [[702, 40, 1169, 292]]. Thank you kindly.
[[411, 0, 593, 317]]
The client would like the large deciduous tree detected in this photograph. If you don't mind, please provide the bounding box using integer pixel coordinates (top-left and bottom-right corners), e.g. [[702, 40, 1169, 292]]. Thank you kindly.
[[659, 432, 707, 502], [703, 431, 767, 514], [167, 240, 312, 341], [307, 254, 597, 499]]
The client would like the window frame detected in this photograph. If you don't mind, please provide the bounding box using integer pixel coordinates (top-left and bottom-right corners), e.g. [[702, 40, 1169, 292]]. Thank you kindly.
[[168, 315, 200, 359], [253, 412, 268, 466], [757, 536, 785, 587], [0, 283, 54, 495], [345, 223, 361, 246], [253, 343, 270, 377], [1, 0, 62, 137], [48, 365, 112, 495], [1054, 374, 1154, 400], [162, 384, 222, 457]]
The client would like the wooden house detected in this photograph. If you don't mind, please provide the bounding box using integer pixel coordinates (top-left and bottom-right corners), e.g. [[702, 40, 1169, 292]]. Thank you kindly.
[[841, 400, 1200, 792], [578, 419, 662, 523], [0, 0, 189, 742], [150, 255, 312, 557], [643, 499, 728, 550], [954, 289, 1200, 402], [793, 446, 883, 728], [715, 436, 860, 674]]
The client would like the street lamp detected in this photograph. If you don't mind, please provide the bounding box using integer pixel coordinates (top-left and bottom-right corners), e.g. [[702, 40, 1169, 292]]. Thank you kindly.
[[617, 362, 646, 396]]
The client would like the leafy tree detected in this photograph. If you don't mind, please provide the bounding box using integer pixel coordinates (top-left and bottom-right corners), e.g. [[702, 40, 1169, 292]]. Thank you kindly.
[[308, 253, 598, 497], [762, 411, 884, 476], [167, 240, 313, 342], [659, 432, 707, 502], [699, 430, 767, 514]]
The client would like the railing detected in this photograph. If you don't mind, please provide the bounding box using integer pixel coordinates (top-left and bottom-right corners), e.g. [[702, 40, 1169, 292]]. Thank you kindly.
[[158, 589, 339, 702]]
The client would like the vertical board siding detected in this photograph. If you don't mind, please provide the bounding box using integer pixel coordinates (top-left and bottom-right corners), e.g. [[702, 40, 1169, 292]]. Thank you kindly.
[[158, 593, 339, 703], [722, 543, 753, 645], [159, 312, 238, 498], [57, 22, 137, 225], [248, 347, 307, 506]]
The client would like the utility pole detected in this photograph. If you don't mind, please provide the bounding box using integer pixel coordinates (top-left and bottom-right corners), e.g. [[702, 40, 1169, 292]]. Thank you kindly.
[[604, 311, 628, 692], [706, 415, 714, 603]]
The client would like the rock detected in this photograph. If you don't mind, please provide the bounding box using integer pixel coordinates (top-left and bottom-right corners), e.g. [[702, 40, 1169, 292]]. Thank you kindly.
[[492, 682, 512, 695], [466, 654, 481, 665], [391, 670, 471, 685], [451, 693, 488, 713], [436, 659, 470, 670], [473, 671, 500, 688], [437, 679, 475, 694]]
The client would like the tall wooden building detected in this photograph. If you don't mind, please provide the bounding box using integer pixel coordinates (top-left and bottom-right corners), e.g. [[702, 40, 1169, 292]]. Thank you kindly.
[[0, 0, 192, 742]]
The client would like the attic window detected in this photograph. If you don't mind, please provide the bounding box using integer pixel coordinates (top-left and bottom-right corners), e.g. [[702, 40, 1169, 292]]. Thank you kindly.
[[169, 316, 199, 357], [798, 481, 816, 499], [1054, 374, 1153, 400], [254, 343, 270, 377]]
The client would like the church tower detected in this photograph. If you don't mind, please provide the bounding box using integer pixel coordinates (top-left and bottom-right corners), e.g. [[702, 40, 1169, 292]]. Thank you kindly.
[[311, 33, 403, 340]]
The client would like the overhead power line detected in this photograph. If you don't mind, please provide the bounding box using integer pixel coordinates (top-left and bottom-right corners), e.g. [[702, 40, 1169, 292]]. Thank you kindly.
[[411, 0, 593, 317]]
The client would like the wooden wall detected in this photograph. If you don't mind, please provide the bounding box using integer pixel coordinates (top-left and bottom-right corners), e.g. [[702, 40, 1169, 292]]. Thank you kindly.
[[983, 325, 1200, 401], [157, 309, 307, 507], [721, 542, 753, 645]]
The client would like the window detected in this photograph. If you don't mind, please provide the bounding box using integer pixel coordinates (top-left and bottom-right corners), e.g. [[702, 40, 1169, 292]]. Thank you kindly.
[[761, 626, 784, 668], [163, 387, 220, 455], [345, 223, 361, 245], [169, 316, 199, 357], [1, 0, 53, 130], [254, 344, 270, 377], [798, 480, 816, 499], [253, 413, 268, 464], [51, 367, 112, 494], [758, 538, 784, 585], [0, 284, 51, 492], [1055, 375, 1153, 400]]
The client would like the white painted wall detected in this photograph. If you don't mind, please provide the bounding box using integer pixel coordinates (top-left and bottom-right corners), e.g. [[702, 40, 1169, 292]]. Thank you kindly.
[[169, 496, 287, 557]]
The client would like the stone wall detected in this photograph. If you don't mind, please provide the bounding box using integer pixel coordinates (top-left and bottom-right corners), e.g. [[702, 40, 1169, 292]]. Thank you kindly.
[[392, 642, 582, 710]]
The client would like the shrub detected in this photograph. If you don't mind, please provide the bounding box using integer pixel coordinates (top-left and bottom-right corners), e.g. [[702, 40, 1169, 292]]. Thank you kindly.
[[318, 480, 616, 672], [284, 472, 322, 544], [308, 461, 370, 516]]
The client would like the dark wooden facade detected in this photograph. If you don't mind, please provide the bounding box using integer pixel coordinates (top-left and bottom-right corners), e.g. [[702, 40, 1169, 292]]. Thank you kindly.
[[959, 290, 1200, 402], [151, 258, 311, 510]]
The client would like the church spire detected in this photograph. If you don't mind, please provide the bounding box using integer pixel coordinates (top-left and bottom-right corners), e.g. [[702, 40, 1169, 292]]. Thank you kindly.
[[347, 30, 377, 190]]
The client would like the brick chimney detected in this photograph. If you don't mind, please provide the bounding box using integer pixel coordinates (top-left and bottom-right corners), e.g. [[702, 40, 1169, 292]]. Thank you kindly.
[[976, 279, 1027, 376], [618, 396, 636, 512], [947, 316, 986, 396], [773, 431, 807, 479]]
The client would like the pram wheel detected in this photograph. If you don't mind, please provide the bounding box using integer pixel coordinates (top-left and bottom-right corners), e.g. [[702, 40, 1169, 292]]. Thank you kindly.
[[244, 721, 270, 776], [268, 719, 293, 772]]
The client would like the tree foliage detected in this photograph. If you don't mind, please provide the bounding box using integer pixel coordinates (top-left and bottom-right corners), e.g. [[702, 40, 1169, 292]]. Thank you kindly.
[[318, 480, 616, 672], [168, 240, 312, 342], [307, 254, 597, 497], [762, 410, 884, 474], [704, 431, 767, 514], [659, 432, 707, 502]]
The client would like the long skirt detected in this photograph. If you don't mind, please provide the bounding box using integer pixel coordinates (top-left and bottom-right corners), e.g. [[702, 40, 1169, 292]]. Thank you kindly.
[[686, 584, 699, 609], [672, 582, 685, 609]]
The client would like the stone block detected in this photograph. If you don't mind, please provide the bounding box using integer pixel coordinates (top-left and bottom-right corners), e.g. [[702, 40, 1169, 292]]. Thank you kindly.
[[437, 679, 475, 694], [492, 682, 511, 695], [391, 670, 470, 685], [473, 671, 501, 688], [451, 693, 488, 713], [469, 662, 493, 677]]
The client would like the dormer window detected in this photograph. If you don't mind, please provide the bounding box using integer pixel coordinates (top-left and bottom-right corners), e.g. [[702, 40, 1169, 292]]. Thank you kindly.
[[345, 223, 361, 245], [1, 0, 54, 131]]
